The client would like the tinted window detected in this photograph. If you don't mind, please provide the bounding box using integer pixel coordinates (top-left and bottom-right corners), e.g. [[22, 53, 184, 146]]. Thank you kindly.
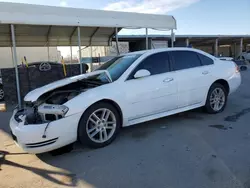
[[129, 52, 170, 79], [171, 51, 202, 71], [198, 54, 214, 65]]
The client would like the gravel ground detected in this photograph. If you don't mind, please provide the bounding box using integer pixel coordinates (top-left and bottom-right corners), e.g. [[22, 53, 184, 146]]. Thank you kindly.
[[0, 69, 250, 188]]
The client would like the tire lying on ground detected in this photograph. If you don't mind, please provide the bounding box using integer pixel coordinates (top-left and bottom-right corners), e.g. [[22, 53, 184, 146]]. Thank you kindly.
[[0, 85, 4, 101]]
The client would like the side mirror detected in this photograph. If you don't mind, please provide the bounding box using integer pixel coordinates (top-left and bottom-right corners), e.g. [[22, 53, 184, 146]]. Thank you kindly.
[[134, 69, 151, 79]]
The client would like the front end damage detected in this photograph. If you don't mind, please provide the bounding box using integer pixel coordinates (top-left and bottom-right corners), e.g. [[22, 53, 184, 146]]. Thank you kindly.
[[18, 80, 96, 125], [10, 71, 111, 153]]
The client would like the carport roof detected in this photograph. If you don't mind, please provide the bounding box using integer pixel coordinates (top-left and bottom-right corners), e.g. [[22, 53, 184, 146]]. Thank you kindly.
[[0, 2, 177, 47]]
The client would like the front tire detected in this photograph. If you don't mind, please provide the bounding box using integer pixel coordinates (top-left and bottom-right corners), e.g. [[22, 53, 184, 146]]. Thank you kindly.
[[204, 83, 228, 114], [78, 102, 121, 148]]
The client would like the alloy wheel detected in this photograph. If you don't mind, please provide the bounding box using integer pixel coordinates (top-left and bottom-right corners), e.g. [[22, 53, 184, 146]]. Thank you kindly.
[[86, 108, 117, 143], [210, 88, 225, 111]]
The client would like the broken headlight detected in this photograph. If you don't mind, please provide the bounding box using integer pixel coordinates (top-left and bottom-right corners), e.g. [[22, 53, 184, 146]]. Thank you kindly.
[[38, 104, 69, 122]]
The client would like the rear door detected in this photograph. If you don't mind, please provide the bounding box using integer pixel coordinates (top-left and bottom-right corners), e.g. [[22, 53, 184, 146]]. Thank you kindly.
[[170, 50, 214, 108]]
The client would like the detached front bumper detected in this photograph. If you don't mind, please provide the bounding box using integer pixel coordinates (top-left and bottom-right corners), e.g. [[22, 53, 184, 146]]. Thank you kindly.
[[9, 109, 82, 154]]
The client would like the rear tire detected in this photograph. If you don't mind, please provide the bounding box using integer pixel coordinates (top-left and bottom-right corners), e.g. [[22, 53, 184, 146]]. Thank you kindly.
[[78, 102, 121, 148], [204, 83, 228, 114]]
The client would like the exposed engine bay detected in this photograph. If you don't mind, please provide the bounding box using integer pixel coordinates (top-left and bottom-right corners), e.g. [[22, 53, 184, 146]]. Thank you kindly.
[[15, 79, 105, 125]]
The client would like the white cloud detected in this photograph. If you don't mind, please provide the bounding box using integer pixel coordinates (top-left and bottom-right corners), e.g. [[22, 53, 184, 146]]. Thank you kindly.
[[60, 0, 67, 7], [104, 0, 200, 14], [0, 0, 69, 7]]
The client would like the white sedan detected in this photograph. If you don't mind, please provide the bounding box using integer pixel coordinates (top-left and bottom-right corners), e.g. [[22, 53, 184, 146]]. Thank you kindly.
[[10, 48, 241, 154]]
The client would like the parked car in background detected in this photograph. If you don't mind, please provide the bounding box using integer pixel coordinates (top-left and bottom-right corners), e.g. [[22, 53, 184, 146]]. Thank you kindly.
[[10, 48, 241, 154], [219, 57, 248, 71], [238, 51, 250, 61], [219, 57, 234, 61]]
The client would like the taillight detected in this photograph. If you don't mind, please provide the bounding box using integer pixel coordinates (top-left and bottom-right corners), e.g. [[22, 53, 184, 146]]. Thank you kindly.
[[235, 64, 240, 73]]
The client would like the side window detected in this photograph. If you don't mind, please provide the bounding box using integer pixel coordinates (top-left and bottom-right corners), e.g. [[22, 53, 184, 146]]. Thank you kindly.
[[129, 52, 170, 79], [171, 51, 202, 71], [198, 54, 214, 65]]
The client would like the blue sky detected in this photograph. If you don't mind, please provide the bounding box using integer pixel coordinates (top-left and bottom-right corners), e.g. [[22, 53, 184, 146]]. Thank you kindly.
[[1, 0, 249, 57], [170, 0, 250, 35], [0, 0, 249, 35]]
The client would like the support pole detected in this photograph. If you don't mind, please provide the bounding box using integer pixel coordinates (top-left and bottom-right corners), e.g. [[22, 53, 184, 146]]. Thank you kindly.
[[11, 47, 14, 67], [240, 38, 243, 58], [234, 42, 237, 59], [77, 26, 83, 74], [214, 38, 218, 57], [171, 29, 174, 47], [145, 28, 148, 50], [185, 38, 189, 47], [90, 46, 93, 72], [46, 26, 51, 61], [70, 42, 73, 64], [47, 46, 50, 61], [11, 24, 21, 109], [229, 45, 232, 57], [244, 44, 247, 52], [115, 27, 120, 55]]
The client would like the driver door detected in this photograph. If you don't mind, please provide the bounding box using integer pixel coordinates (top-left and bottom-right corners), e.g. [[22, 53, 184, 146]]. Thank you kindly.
[[123, 52, 178, 122]]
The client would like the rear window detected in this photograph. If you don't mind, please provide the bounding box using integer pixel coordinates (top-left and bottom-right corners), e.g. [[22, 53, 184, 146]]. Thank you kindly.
[[171, 51, 202, 71], [198, 54, 214, 65]]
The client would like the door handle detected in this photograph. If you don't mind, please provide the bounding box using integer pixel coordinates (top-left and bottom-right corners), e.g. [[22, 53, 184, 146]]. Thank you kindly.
[[202, 71, 209, 75], [163, 78, 174, 83]]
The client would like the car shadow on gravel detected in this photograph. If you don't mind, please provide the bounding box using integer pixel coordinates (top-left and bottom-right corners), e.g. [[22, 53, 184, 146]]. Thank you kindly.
[[40, 108, 205, 156], [1, 106, 211, 187], [35, 108, 206, 178], [0, 150, 78, 187]]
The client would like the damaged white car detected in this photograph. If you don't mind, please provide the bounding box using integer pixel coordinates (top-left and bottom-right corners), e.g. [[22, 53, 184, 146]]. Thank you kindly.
[[10, 48, 241, 154]]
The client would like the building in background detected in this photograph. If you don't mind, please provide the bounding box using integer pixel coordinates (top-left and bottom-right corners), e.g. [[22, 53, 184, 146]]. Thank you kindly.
[[80, 42, 129, 71], [81, 42, 129, 58], [118, 35, 250, 59], [0, 47, 60, 68], [1, 35, 249, 69]]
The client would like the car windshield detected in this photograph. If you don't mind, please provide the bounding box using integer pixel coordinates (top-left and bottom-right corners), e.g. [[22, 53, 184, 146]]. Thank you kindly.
[[87, 54, 142, 83]]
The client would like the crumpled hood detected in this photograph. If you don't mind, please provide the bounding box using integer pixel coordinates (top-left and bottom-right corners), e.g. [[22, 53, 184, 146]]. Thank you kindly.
[[24, 70, 111, 103]]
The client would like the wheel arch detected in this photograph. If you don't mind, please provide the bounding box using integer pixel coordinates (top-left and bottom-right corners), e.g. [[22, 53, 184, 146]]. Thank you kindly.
[[92, 99, 123, 122], [77, 98, 123, 138], [212, 79, 230, 94]]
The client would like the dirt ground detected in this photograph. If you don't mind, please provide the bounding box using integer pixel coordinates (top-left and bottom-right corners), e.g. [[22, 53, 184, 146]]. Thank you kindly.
[[1, 69, 250, 188]]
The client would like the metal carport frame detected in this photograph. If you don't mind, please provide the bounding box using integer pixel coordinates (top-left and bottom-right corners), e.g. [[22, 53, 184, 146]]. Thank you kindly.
[[0, 2, 177, 108]]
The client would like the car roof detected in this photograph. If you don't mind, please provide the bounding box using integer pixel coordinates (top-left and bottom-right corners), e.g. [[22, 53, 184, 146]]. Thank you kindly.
[[123, 47, 206, 56]]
